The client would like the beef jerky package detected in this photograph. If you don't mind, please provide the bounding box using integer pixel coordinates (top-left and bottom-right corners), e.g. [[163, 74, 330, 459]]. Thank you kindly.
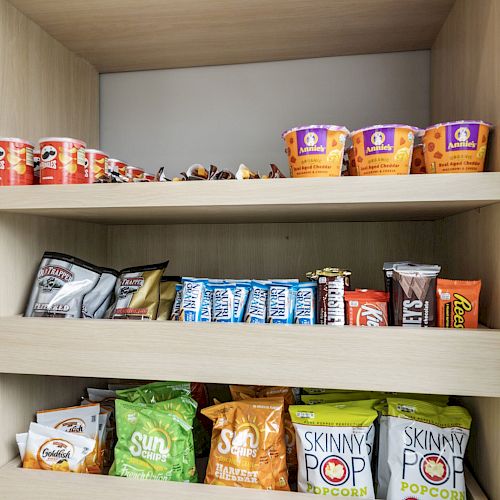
[[110, 261, 168, 320], [157, 276, 182, 320], [25, 252, 101, 318], [392, 264, 441, 327], [383, 262, 415, 325], [82, 267, 119, 319], [307, 268, 351, 326]]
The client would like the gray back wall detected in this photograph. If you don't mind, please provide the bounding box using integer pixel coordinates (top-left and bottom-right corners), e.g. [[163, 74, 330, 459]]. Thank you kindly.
[[100, 51, 430, 176]]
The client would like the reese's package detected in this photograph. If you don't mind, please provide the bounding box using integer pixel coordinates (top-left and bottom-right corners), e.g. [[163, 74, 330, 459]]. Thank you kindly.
[[436, 278, 481, 328], [82, 267, 119, 319], [157, 276, 182, 320], [111, 398, 196, 482], [290, 403, 377, 498], [23, 422, 95, 473], [110, 260, 168, 320], [384, 398, 471, 500], [202, 398, 289, 490], [25, 252, 101, 318]]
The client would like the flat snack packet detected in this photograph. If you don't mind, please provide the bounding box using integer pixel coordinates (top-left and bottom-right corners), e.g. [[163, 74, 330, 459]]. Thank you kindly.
[[209, 282, 236, 323], [267, 282, 297, 324], [345, 290, 390, 326], [23, 422, 95, 473], [36, 403, 100, 474], [110, 260, 168, 320], [244, 281, 269, 323], [16, 432, 28, 461], [294, 282, 317, 324], [170, 284, 183, 320], [116, 381, 191, 404], [24, 251, 101, 318], [436, 278, 481, 328], [82, 267, 119, 319], [290, 403, 377, 498], [385, 398, 471, 500], [202, 398, 289, 490], [157, 276, 182, 321], [179, 278, 206, 322], [112, 399, 196, 482]]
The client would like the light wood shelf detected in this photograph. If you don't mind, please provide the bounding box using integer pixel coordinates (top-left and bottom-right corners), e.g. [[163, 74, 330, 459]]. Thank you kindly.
[[1, 317, 499, 397], [0, 174, 499, 224]]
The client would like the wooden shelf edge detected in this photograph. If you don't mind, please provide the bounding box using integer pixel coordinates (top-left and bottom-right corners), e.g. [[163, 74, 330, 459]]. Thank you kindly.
[[0, 317, 499, 397], [0, 174, 499, 224], [466, 466, 489, 500]]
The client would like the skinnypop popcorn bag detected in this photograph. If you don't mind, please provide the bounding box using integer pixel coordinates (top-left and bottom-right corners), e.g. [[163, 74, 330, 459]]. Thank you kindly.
[[290, 403, 377, 497], [202, 398, 289, 490], [384, 398, 471, 500]]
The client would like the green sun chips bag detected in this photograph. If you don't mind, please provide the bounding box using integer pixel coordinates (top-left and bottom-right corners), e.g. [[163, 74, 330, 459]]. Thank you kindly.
[[385, 398, 471, 500], [116, 381, 191, 404], [290, 403, 377, 498], [112, 398, 197, 482]]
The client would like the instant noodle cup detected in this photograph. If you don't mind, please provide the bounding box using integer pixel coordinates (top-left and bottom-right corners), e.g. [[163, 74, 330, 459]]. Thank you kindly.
[[282, 125, 349, 178], [350, 124, 417, 175], [107, 158, 127, 177], [0, 137, 34, 186], [423, 120, 492, 173], [39, 137, 87, 184], [33, 148, 40, 184], [126, 165, 144, 182], [410, 144, 426, 174], [347, 146, 357, 176], [85, 149, 109, 183]]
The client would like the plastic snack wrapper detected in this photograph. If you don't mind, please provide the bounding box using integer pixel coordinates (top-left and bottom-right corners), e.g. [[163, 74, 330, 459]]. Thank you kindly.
[[345, 289, 390, 326], [23, 422, 95, 473], [25, 251, 101, 318], [179, 278, 206, 321], [383, 398, 471, 500], [294, 282, 317, 324], [209, 282, 236, 323], [109, 260, 168, 320], [236, 164, 260, 180], [436, 278, 481, 328], [170, 284, 183, 320], [267, 282, 297, 324], [82, 267, 119, 319], [156, 276, 182, 321], [290, 402, 377, 497], [202, 398, 289, 490], [16, 432, 28, 461], [244, 281, 269, 323], [116, 381, 191, 405]]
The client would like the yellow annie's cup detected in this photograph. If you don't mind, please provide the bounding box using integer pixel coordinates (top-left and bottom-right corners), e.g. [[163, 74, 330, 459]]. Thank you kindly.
[[282, 125, 349, 178], [350, 124, 418, 176], [422, 120, 492, 173]]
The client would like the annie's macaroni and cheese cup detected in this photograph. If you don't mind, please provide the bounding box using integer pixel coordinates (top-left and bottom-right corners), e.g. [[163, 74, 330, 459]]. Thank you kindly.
[[0, 137, 34, 186], [422, 120, 492, 173], [282, 125, 349, 177], [350, 124, 417, 175], [410, 144, 426, 174], [39, 137, 87, 184], [85, 149, 109, 183], [347, 146, 357, 176]]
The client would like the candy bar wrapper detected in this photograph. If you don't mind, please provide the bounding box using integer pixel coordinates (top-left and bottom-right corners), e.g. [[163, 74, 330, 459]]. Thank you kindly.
[[436, 278, 481, 328], [157, 276, 182, 321], [294, 282, 317, 324], [227, 281, 251, 322], [170, 284, 183, 320], [236, 164, 260, 180], [392, 264, 441, 327], [180, 278, 206, 322], [383, 262, 416, 325], [345, 289, 390, 326], [209, 283, 236, 323], [267, 282, 297, 324], [317, 276, 346, 325], [244, 281, 269, 323], [23, 422, 95, 473]]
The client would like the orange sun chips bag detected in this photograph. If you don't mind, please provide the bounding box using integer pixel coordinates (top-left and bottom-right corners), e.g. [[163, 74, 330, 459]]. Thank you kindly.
[[202, 398, 289, 490]]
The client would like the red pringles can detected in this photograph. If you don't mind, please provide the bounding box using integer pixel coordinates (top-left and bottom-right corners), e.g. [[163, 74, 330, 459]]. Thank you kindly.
[[126, 165, 144, 182], [39, 137, 87, 184], [107, 158, 127, 177], [143, 173, 156, 182], [0, 137, 35, 186], [85, 149, 109, 183], [33, 148, 41, 184]]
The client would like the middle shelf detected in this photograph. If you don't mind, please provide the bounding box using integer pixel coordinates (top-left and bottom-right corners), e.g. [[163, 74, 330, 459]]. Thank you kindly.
[[1, 316, 498, 397]]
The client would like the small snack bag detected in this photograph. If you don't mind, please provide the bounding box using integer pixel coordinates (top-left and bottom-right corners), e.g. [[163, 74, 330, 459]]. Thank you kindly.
[[202, 398, 289, 490], [294, 282, 317, 324], [157, 276, 182, 320], [16, 432, 28, 461], [244, 281, 269, 323], [23, 422, 95, 473], [82, 267, 119, 319], [179, 278, 206, 321], [290, 403, 377, 497], [116, 381, 191, 404], [209, 282, 236, 323], [267, 282, 297, 324], [170, 284, 183, 320], [384, 398, 471, 500], [345, 289, 390, 326], [436, 278, 481, 328]]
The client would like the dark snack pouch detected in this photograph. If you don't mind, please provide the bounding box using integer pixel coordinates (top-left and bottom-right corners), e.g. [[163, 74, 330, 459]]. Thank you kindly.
[[110, 261, 168, 320], [392, 264, 441, 327], [25, 252, 101, 318], [383, 262, 415, 325], [82, 267, 119, 319], [157, 276, 182, 320]]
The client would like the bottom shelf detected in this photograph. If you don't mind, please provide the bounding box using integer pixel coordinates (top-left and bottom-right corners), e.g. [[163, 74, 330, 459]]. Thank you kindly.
[[0, 459, 487, 500]]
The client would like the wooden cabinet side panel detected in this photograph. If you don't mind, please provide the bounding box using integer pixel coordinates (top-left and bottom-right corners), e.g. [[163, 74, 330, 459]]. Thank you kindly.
[[0, 0, 99, 147]]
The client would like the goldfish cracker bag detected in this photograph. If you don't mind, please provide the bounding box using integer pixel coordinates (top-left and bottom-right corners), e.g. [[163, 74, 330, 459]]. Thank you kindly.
[[385, 398, 471, 500], [23, 422, 95, 473], [437, 278, 481, 329], [112, 398, 197, 482], [290, 403, 377, 497], [202, 398, 289, 490]]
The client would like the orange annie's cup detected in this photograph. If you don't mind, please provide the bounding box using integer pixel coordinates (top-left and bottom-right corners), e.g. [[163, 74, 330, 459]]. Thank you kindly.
[[0, 137, 34, 186], [347, 146, 357, 176], [422, 120, 492, 174], [410, 144, 426, 174], [282, 125, 349, 178], [350, 124, 418, 176]]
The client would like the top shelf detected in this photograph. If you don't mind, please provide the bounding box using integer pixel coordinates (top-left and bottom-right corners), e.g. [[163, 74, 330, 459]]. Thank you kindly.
[[0, 174, 499, 225]]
